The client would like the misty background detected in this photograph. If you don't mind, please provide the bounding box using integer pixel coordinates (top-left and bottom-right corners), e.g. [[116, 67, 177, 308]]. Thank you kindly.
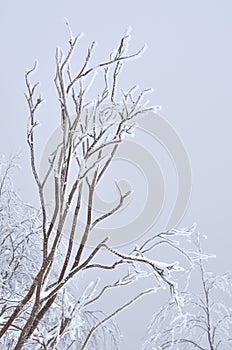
[[0, 1, 231, 349]]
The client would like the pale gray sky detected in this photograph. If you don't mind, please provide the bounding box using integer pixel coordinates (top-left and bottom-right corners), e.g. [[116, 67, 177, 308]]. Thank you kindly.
[[1, 1, 232, 349]]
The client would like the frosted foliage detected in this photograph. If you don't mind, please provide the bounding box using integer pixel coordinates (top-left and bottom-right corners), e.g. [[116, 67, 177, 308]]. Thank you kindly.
[[143, 261, 232, 350], [0, 163, 41, 294], [0, 162, 41, 347], [25, 292, 120, 350]]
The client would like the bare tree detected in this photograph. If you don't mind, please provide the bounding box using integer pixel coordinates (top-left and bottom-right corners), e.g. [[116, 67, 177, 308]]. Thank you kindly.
[[0, 157, 42, 348], [0, 29, 197, 349], [143, 232, 232, 350]]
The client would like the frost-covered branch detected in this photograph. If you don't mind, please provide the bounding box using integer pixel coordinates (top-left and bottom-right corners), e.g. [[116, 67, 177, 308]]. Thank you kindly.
[[143, 232, 232, 350]]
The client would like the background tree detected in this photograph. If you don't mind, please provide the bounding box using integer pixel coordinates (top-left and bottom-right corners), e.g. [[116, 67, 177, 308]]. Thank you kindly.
[[143, 232, 232, 350], [0, 29, 197, 349]]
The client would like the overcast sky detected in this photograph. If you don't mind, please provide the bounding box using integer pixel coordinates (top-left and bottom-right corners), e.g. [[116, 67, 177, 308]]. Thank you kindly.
[[1, 1, 232, 349]]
